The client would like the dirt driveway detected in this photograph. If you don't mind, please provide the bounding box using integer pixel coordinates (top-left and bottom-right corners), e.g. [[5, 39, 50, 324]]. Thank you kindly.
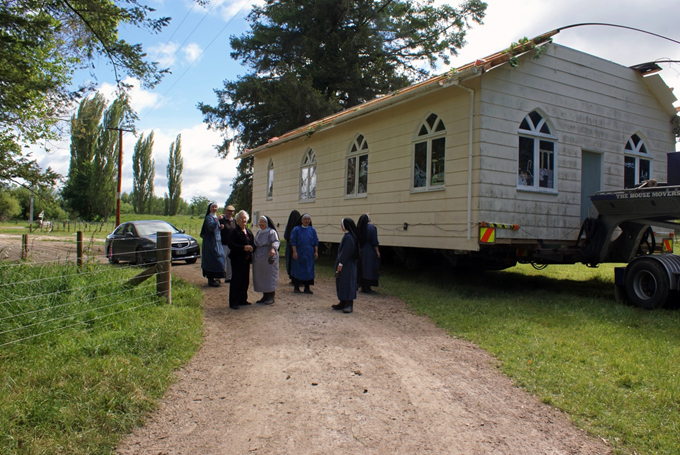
[[114, 261, 610, 455]]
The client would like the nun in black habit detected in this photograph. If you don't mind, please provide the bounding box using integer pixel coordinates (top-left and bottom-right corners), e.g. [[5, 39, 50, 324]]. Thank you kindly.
[[357, 214, 380, 293], [283, 210, 302, 282], [332, 218, 359, 314], [200, 202, 227, 287]]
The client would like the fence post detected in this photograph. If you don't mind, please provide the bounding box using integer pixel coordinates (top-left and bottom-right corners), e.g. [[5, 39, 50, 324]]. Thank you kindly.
[[76, 231, 83, 267], [21, 234, 28, 260], [156, 231, 172, 303]]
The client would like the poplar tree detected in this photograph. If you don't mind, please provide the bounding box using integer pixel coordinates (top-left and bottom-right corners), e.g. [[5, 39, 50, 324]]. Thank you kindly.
[[62, 92, 133, 220], [132, 132, 156, 214], [200, 0, 487, 209], [165, 134, 183, 216]]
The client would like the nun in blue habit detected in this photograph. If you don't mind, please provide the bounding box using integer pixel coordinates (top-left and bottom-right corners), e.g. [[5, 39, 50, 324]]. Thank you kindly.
[[289, 213, 318, 294], [200, 202, 226, 287]]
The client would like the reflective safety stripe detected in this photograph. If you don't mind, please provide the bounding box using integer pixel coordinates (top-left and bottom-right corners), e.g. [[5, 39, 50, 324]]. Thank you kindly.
[[663, 239, 674, 253], [479, 227, 495, 243]]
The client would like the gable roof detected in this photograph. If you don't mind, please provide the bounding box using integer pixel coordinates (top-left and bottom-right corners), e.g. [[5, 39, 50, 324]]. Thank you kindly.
[[239, 29, 675, 158]]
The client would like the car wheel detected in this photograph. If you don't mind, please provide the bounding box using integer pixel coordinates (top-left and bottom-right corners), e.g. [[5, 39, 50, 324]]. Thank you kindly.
[[107, 245, 119, 264], [135, 247, 146, 265], [185, 258, 198, 264], [625, 259, 669, 309]]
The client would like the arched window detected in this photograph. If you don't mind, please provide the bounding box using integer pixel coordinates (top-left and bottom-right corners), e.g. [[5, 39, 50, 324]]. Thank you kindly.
[[624, 134, 650, 188], [266, 159, 274, 199], [412, 113, 446, 190], [518, 111, 557, 190], [300, 149, 316, 201], [346, 134, 369, 197]]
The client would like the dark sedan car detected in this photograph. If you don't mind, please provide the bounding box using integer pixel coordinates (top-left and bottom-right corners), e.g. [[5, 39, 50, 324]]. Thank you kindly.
[[105, 220, 200, 265]]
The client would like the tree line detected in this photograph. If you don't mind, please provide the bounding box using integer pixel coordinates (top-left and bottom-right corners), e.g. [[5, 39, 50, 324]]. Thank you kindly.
[[0, 90, 210, 222]]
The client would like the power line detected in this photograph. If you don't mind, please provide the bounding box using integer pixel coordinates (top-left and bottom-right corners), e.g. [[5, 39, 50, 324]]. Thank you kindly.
[[140, 0, 252, 122], [554, 23, 680, 47], [155, 1, 201, 60]]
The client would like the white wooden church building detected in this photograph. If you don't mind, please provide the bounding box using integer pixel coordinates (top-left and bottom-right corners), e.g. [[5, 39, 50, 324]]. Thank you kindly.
[[240, 32, 678, 259]]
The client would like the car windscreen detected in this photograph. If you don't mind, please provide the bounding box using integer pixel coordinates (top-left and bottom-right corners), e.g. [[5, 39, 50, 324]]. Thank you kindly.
[[134, 222, 179, 236]]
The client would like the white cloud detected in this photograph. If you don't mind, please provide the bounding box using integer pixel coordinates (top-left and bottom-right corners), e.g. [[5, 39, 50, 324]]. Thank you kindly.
[[126, 124, 237, 203], [96, 78, 164, 113], [182, 42, 204, 65], [148, 41, 180, 68], [215, 0, 262, 21]]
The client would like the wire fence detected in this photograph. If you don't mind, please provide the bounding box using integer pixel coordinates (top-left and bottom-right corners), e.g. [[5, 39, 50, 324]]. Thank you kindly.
[[0, 232, 172, 348], [20, 219, 204, 237]]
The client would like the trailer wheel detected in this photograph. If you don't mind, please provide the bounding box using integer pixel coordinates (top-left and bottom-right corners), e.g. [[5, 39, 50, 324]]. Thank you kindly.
[[625, 259, 669, 309]]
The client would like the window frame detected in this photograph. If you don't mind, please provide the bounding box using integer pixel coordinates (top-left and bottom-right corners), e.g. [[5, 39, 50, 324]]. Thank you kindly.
[[266, 159, 274, 200], [299, 148, 317, 202], [411, 113, 447, 193], [345, 134, 369, 198], [623, 133, 651, 189], [517, 110, 558, 193]]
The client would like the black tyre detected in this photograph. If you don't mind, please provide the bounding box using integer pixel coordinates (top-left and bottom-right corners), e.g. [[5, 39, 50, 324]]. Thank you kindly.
[[624, 259, 669, 309], [185, 258, 198, 264], [107, 245, 119, 264], [135, 248, 146, 265]]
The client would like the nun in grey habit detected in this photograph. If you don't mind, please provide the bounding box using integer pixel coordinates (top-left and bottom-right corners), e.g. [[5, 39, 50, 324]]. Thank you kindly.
[[252, 215, 280, 304]]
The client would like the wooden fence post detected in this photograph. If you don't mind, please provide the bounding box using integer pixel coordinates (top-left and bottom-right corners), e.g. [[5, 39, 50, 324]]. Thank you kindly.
[[76, 231, 83, 267], [156, 231, 171, 303], [21, 234, 28, 260]]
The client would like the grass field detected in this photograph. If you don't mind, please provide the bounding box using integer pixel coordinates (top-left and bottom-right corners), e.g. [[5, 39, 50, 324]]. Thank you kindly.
[[380, 261, 680, 455], [0, 262, 204, 454]]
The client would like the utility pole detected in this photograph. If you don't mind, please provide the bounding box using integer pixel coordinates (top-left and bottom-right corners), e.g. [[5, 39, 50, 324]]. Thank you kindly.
[[107, 127, 134, 227]]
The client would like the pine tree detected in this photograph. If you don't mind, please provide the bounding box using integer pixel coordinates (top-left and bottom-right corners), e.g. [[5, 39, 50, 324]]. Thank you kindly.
[[199, 0, 486, 207]]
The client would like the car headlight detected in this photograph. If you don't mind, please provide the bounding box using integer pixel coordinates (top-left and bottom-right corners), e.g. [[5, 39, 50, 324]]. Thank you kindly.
[[190, 239, 198, 245]]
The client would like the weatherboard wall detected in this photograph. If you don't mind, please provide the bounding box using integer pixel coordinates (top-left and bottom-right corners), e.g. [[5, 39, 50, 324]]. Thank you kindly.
[[476, 43, 675, 242], [251, 85, 481, 252]]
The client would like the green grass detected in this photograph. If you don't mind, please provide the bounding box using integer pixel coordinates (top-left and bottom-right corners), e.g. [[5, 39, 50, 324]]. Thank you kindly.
[[0, 262, 204, 454], [380, 262, 680, 455]]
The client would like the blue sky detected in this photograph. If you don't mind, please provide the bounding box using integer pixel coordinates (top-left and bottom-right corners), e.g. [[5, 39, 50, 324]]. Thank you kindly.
[[33, 0, 680, 204]]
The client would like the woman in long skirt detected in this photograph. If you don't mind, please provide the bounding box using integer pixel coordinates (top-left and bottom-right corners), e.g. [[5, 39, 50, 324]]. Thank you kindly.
[[332, 218, 359, 314], [252, 215, 280, 304], [200, 202, 226, 287]]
